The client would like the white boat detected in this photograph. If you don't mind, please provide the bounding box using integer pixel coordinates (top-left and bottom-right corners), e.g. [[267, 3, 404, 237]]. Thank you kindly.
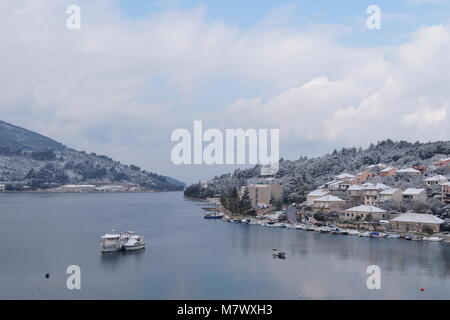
[[100, 233, 128, 253], [347, 229, 359, 236], [386, 234, 400, 239], [359, 231, 371, 237], [294, 224, 306, 230], [123, 235, 146, 251], [319, 226, 331, 233], [370, 232, 387, 238], [427, 236, 444, 242]]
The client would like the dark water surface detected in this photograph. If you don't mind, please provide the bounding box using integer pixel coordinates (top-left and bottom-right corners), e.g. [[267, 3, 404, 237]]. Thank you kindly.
[[0, 192, 449, 299]]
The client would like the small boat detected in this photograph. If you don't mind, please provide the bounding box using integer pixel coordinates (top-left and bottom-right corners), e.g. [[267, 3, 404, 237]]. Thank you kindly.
[[405, 235, 413, 241], [295, 224, 306, 230], [370, 232, 387, 238], [306, 226, 316, 231], [347, 229, 359, 236], [412, 236, 423, 241], [386, 234, 400, 239], [319, 226, 331, 233], [123, 235, 146, 251], [222, 215, 231, 222], [229, 219, 240, 223], [359, 231, 371, 237], [277, 252, 287, 259], [241, 218, 251, 224], [339, 229, 349, 235], [427, 237, 444, 242], [204, 212, 223, 219], [100, 233, 125, 253]]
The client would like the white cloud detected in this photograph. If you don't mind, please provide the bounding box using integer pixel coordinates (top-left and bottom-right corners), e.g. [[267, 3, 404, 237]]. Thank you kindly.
[[0, 0, 450, 182], [223, 24, 450, 147]]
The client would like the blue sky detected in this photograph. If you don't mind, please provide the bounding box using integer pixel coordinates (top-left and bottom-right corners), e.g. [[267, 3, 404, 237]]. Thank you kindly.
[[117, 0, 450, 46], [2, 0, 450, 183]]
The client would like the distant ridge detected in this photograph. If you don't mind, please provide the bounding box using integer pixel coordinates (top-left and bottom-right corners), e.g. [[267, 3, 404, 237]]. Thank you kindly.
[[0, 120, 66, 151], [0, 120, 185, 191]]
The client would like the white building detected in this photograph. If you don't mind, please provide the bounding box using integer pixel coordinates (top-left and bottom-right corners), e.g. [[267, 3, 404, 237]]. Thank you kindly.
[[306, 189, 329, 204], [379, 188, 403, 203], [402, 188, 427, 203], [424, 175, 448, 187], [341, 205, 388, 221]]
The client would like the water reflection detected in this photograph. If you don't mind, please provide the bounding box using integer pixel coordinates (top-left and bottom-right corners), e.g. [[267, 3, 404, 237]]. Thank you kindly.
[[99, 249, 145, 271]]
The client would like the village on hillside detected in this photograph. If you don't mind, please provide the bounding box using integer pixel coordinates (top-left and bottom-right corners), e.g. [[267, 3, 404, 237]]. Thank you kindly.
[[199, 157, 450, 237]]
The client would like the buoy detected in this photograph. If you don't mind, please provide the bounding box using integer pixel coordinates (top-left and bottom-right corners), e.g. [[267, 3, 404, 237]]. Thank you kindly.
[[45, 273, 50, 279], [420, 288, 424, 292]]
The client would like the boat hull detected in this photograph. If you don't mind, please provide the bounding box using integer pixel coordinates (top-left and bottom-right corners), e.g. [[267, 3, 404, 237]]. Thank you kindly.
[[124, 244, 146, 251]]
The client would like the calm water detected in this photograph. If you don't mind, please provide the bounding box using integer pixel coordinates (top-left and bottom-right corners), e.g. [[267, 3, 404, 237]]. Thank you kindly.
[[0, 192, 449, 300]]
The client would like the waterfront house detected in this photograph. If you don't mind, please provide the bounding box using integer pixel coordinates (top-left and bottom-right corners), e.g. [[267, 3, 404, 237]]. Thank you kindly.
[[340, 205, 388, 222], [402, 188, 427, 203], [378, 188, 403, 204], [424, 175, 448, 187], [379, 167, 397, 177], [306, 189, 329, 204], [57, 184, 97, 192], [390, 213, 444, 233], [312, 195, 346, 214], [442, 182, 450, 204]]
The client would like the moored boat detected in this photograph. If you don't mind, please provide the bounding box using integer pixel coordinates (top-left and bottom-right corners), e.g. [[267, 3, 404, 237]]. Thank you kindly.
[[123, 235, 146, 251], [359, 231, 371, 237], [204, 212, 223, 219], [370, 232, 387, 238], [347, 229, 359, 236], [100, 233, 124, 253], [427, 236, 444, 242]]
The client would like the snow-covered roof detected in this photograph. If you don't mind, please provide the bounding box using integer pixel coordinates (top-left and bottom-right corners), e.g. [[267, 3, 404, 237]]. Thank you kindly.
[[379, 188, 401, 195], [396, 168, 421, 173], [402, 188, 426, 195], [424, 175, 447, 182], [314, 195, 345, 202], [442, 182, 450, 187], [391, 213, 444, 224], [345, 205, 387, 213], [363, 183, 391, 190], [324, 180, 340, 186], [307, 189, 329, 197], [380, 166, 396, 173], [335, 173, 356, 180], [348, 185, 363, 191], [101, 234, 120, 239]]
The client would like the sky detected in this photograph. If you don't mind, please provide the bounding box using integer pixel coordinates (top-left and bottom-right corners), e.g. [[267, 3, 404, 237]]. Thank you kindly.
[[1, 0, 450, 184]]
